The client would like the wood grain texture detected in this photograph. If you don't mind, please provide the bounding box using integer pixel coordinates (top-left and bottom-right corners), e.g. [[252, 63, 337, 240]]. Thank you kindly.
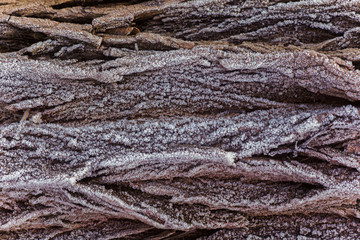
[[1, 0, 360, 239]]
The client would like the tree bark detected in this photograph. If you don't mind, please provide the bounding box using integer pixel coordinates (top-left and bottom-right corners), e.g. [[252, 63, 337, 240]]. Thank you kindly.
[[1, 0, 360, 239]]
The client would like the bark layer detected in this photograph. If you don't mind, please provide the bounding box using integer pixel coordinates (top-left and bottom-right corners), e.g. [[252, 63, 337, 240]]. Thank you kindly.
[[1, 0, 360, 239]]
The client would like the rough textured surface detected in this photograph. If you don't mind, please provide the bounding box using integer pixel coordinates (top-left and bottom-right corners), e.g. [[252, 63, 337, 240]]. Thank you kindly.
[[1, 0, 360, 239]]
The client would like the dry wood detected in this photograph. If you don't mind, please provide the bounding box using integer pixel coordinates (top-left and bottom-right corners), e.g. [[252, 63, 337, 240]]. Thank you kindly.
[[1, 0, 360, 239]]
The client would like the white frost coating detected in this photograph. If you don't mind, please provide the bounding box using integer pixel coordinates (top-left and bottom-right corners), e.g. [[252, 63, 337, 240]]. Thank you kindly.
[[101, 49, 201, 76], [0, 169, 27, 182], [98, 148, 237, 169]]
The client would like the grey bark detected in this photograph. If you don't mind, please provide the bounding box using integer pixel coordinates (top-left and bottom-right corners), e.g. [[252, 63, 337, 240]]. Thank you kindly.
[[1, 0, 360, 239]]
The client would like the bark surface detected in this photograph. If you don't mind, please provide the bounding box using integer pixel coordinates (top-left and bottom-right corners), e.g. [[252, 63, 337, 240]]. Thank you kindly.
[[1, 0, 360, 239]]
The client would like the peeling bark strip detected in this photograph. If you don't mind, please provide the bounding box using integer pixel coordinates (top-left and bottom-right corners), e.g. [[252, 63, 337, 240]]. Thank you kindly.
[[1, 0, 360, 239]]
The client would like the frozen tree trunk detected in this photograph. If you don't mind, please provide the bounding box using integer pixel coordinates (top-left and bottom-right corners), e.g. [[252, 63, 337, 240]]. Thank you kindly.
[[1, 0, 360, 239]]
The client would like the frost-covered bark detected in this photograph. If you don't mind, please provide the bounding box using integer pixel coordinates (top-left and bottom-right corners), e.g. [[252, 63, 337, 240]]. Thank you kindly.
[[1, 0, 360, 239]]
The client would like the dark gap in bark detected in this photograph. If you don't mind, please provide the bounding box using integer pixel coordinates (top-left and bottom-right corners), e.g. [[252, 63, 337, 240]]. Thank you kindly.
[[133, 9, 163, 24], [296, 157, 329, 165], [77, 176, 102, 185], [244, 85, 351, 105], [13, 14, 97, 25], [284, 89, 353, 105], [9, 11, 102, 24], [101, 41, 138, 50], [10, 12, 55, 19], [48, 226, 65, 230], [352, 61, 360, 70], [0, 208, 13, 215], [136, 41, 183, 51], [297, 27, 343, 44], [327, 142, 348, 152], [103, 182, 139, 192], [53, 48, 116, 62], [0, 25, 48, 53], [78, 179, 135, 193], [295, 182, 324, 192], [350, 101, 360, 108], [53, 16, 99, 24], [298, 156, 360, 177]]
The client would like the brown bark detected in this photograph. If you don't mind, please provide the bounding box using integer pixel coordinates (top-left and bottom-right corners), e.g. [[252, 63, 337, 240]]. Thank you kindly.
[[1, 0, 360, 239]]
